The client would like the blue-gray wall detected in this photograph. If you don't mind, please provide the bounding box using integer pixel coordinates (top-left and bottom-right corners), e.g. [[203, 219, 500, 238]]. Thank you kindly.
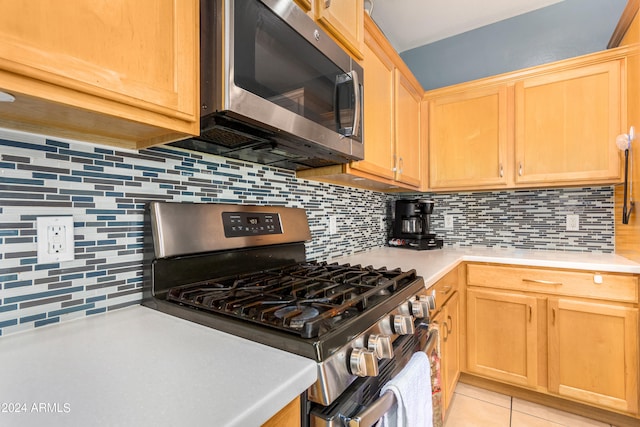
[[400, 0, 627, 90]]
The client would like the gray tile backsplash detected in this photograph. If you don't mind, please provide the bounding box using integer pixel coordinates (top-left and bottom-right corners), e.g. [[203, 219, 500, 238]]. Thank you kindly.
[[396, 187, 614, 252], [0, 128, 387, 336], [0, 127, 616, 336]]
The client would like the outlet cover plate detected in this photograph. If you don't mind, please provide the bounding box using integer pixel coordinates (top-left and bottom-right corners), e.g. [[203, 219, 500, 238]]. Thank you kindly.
[[37, 216, 74, 263], [329, 216, 337, 235], [444, 215, 454, 229], [566, 214, 579, 231]]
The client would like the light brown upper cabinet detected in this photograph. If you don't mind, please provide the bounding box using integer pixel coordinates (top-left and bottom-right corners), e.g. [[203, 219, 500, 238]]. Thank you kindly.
[[428, 85, 510, 190], [393, 70, 422, 187], [349, 25, 396, 181], [424, 47, 632, 192], [297, 14, 423, 191], [515, 61, 623, 186], [313, 0, 364, 60], [350, 15, 421, 189], [0, 0, 199, 149]]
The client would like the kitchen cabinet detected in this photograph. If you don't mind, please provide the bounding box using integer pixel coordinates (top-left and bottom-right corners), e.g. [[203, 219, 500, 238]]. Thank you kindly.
[[297, 14, 424, 191], [350, 14, 422, 187], [393, 70, 422, 187], [428, 85, 510, 190], [515, 61, 623, 186], [261, 396, 300, 427], [348, 19, 396, 181], [0, 0, 199, 149], [313, 0, 364, 60], [424, 46, 632, 192], [466, 288, 538, 388], [548, 298, 638, 413], [466, 263, 639, 415], [610, 1, 639, 263], [429, 266, 462, 412], [440, 290, 460, 411]]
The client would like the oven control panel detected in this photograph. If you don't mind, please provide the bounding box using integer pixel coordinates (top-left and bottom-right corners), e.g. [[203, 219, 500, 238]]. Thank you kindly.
[[222, 212, 283, 237]]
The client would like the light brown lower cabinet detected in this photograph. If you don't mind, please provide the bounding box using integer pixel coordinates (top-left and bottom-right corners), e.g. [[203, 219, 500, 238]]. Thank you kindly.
[[441, 291, 461, 410], [261, 396, 300, 427], [466, 288, 538, 388], [548, 298, 638, 414], [466, 263, 640, 416]]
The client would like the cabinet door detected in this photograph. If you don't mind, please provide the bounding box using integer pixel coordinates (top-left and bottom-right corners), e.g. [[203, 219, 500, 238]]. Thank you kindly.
[[467, 288, 538, 387], [428, 86, 510, 190], [442, 291, 460, 411], [350, 26, 395, 180], [515, 61, 622, 185], [314, 0, 364, 59], [548, 298, 638, 414], [261, 396, 300, 427], [394, 70, 422, 188], [0, 0, 199, 146]]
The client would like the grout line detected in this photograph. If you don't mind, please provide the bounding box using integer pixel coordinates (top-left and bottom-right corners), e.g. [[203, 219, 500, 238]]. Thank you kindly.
[[509, 396, 513, 426]]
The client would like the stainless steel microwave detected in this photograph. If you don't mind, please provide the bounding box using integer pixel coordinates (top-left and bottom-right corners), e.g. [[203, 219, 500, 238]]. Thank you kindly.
[[172, 0, 364, 171]]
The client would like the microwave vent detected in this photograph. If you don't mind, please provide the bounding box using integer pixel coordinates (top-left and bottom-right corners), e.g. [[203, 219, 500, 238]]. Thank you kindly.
[[201, 126, 259, 148]]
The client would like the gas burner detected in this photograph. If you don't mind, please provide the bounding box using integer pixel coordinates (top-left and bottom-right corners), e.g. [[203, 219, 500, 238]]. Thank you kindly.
[[274, 306, 320, 328], [164, 261, 419, 339]]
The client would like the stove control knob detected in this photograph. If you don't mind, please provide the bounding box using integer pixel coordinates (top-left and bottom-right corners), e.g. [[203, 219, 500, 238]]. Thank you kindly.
[[393, 314, 415, 335], [420, 293, 437, 310], [412, 293, 436, 318], [350, 348, 379, 377], [368, 334, 393, 359], [410, 299, 430, 319]]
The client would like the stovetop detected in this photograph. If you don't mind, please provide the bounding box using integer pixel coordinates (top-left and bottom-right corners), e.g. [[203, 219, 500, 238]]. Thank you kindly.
[[165, 261, 419, 339], [143, 203, 427, 361]]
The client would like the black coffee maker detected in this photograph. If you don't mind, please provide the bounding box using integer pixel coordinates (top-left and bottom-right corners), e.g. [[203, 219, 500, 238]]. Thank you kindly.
[[390, 199, 443, 250]]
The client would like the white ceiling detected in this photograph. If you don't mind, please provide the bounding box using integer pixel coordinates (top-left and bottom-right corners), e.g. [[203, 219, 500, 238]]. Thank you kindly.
[[368, 0, 565, 52]]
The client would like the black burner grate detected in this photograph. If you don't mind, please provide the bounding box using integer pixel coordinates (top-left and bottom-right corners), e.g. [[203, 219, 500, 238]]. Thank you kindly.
[[165, 261, 417, 339]]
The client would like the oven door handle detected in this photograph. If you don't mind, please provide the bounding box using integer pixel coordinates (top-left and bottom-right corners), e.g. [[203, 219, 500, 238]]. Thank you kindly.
[[345, 328, 439, 427], [345, 391, 396, 427]]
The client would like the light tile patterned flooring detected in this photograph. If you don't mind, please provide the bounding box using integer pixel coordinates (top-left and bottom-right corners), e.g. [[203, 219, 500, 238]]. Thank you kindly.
[[444, 383, 615, 427]]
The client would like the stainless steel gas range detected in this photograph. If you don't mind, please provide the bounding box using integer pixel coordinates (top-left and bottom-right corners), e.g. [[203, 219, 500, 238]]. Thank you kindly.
[[143, 202, 443, 427]]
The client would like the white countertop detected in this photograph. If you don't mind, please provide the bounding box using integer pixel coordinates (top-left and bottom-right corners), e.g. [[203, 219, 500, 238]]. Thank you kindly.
[[0, 306, 317, 427], [331, 247, 640, 288]]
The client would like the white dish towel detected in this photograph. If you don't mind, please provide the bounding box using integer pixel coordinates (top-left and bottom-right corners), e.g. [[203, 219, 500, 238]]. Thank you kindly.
[[378, 351, 433, 427]]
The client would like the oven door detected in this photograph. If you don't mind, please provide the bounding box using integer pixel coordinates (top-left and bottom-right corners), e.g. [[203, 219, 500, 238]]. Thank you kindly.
[[309, 324, 443, 427]]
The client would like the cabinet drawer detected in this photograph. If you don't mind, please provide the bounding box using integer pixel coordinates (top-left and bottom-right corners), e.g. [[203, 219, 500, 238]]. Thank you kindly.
[[467, 264, 638, 303], [430, 267, 459, 312]]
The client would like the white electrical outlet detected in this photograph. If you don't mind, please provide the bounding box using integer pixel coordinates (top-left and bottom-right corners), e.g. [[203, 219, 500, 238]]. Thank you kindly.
[[37, 216, 75, 263], [329, 216, 337, 235], [566, 214, 579, 231], [444, 215, 454, 229]]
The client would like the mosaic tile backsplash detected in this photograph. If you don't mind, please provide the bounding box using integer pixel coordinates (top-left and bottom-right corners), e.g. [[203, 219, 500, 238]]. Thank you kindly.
[[0, 126, 616, 337], [400, 187, 615, 252], [0, 128, 388, 337]]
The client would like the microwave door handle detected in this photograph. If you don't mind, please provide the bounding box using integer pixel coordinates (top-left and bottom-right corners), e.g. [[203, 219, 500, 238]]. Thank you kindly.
[[345, 390, 396, 427], [351, 69, 361, 137], [334, 71, 360, 138], [334, 73, 346, 137]]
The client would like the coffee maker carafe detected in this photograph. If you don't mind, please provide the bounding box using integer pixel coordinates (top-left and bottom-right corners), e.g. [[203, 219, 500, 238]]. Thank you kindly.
[[390, 199, 443, 250]]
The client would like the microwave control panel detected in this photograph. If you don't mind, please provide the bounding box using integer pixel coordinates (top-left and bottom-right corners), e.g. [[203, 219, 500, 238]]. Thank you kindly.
[[222, 212, 283, 237]]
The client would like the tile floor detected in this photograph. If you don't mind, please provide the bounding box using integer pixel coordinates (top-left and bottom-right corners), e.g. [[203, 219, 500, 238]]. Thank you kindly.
[[444, 383, 615, 427]]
